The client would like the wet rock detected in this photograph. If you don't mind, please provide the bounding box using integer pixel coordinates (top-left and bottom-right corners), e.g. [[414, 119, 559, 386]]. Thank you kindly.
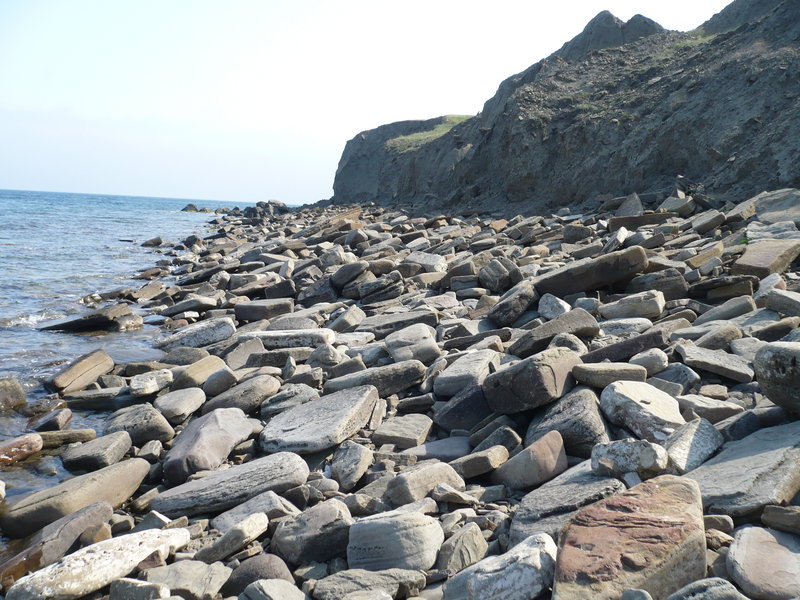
[[0, 433, 43, 467], [348, 510, 444, 571], [552, 476, 705, 599], [0, 458, 149, 538], [39, 304, 132, 333], [260, 385, 378, 454], [0, 378, 26, 410], [5, 528, 189, 600], [150, 452, 309, 517]]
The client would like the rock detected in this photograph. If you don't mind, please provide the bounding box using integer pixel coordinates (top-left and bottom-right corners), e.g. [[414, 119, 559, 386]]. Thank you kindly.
[[509, 308, 600, 358], [488, 280, 538, 328], [61, 431, 132, 471], [384, 323, 441, 364], [491, 430, 568, 490], [386, 461, 465, 506], [510, 460, 626, 544], [356, 311, 439, 340], [436, 521, 488, 572], [0, 378, 26, 409], [434, 349, 498, 397], [483, 347, 581, 414], [240, 328, 337, 349], [533, 246, 648, 297], [348, 510, 444, 571], [753, 342, 800, 415], [105, 403, 174, 446], [372, 414, 433, 449], [312, 568, 426, 600], [572, 363, 647, 388], [221, 554, 293, 596], [210, 490, 299, 533], [761, 505, 800, 536], [726, 526, 800, 600], [162, 407, 252, 485], [272, 499, 354, 565], [449, 445, 509, 479], [39, 304, 132, 332], [332, 440, 374, 491], [202, 365, 238, 396], [434, 384, 492, 432], [260, 383, 320, 418], [444, 533, 557, 600], [323, 360, 426, 397], [108, 578, 170, 600], [524, 387, 610, 458], [47, 349, 114, 394], [552, 476, 705, 599], [765, 288, 800, 316], [676, 344, 754, 383], [0, 458, 149, 538], [5, 528, 189, 600], [130, 369, 174, 397], [591, 439, 668, 479], [731, 239, 800, 278], [195, 512, 269, 563], [685, 421, 800, 517], [0, 502, 113, 590], [143, 559, 232, 600], [404, 435, 470, 462], [538, 293, 573, 320], [240, 579, 306, 600], [235, 298, 294, 322], [0, 433, 43, 467], [599, 381, 685, 443], [599, 290, 665, 320], [150, 452, 309, 517], [158, 317, 236, 351], [665, 578, 748, 600], [663, 418, 724, 474], [202, 374, 280, 414], [260, 385, 378, 454], [154, 387, 206, 424], [171, 355, 226, 390]]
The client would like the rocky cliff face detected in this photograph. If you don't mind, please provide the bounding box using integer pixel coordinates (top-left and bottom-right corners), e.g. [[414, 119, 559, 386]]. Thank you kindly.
[[332, 0, 800, 213]]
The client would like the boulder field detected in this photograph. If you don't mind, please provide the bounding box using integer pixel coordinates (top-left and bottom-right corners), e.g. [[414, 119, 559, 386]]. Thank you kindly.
[[1, 187, 800, 599]]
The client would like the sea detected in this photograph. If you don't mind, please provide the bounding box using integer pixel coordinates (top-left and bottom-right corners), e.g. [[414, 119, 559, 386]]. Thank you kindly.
[[0, 188, 253, 512]]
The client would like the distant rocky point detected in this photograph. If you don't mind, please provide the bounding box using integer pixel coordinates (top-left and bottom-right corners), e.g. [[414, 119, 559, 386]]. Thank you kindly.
[[332, 0, 798, 213]]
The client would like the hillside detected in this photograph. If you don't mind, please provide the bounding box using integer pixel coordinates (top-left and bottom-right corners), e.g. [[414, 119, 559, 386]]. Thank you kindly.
[[332, 0, 799, 213]]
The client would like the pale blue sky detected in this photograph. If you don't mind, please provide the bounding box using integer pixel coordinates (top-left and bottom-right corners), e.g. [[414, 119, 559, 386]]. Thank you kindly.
[[0, 0, 732, 204]]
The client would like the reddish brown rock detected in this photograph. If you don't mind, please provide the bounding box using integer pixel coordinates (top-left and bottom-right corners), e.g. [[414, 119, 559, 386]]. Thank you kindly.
[[0, 434, 43, 467], [552, 475, 705, 600], [731, 239, 800, 278]]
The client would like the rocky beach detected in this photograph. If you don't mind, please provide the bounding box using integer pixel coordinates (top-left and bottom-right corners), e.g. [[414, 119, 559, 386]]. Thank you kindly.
[[0, 185, 799, 600]]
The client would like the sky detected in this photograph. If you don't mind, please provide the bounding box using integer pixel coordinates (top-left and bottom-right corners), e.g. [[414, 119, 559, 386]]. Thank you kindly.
[[0, 0, 733, 205]]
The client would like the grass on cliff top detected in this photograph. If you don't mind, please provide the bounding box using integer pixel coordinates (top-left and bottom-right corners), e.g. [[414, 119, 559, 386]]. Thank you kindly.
[[385, 115, 472, 153]]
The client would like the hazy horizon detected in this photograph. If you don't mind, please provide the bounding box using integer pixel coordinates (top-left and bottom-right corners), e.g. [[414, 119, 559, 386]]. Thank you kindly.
[[1, 0, 732, 205]]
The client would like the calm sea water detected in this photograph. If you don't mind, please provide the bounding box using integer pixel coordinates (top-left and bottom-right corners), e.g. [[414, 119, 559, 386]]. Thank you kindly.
[[0, 189, 249, 506]]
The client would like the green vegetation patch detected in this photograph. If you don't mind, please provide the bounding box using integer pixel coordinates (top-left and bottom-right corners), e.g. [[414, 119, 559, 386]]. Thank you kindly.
[[385, 115, 472, 153]]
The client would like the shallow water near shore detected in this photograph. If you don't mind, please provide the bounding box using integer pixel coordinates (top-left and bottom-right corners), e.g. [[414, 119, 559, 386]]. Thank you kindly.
[[0, 189, 241, 507]]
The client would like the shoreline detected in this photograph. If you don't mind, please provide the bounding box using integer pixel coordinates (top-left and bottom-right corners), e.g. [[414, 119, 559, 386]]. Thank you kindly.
[[0, 190, 799, 598]]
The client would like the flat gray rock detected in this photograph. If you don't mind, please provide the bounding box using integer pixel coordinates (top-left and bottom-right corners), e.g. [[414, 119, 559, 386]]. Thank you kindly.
[[509, 460, 626, 544], [726, 526, 800, 600], [162, 407, 252, 485], [61, 431, 132, 472], [143, 559, 232, 600], [105, 403, 174, 446], [201, 374, 280, 414], [685, 420, 800, 517], [259, 385, 378, 454], [154, 387, 206, 424], [150, 452, 309, 517], [312, 568, 426, 600], [323, 360, 426, 397]]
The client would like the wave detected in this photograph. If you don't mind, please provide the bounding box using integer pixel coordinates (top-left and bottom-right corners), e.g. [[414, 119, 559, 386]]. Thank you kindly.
[[0, 310, 66, 328]]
